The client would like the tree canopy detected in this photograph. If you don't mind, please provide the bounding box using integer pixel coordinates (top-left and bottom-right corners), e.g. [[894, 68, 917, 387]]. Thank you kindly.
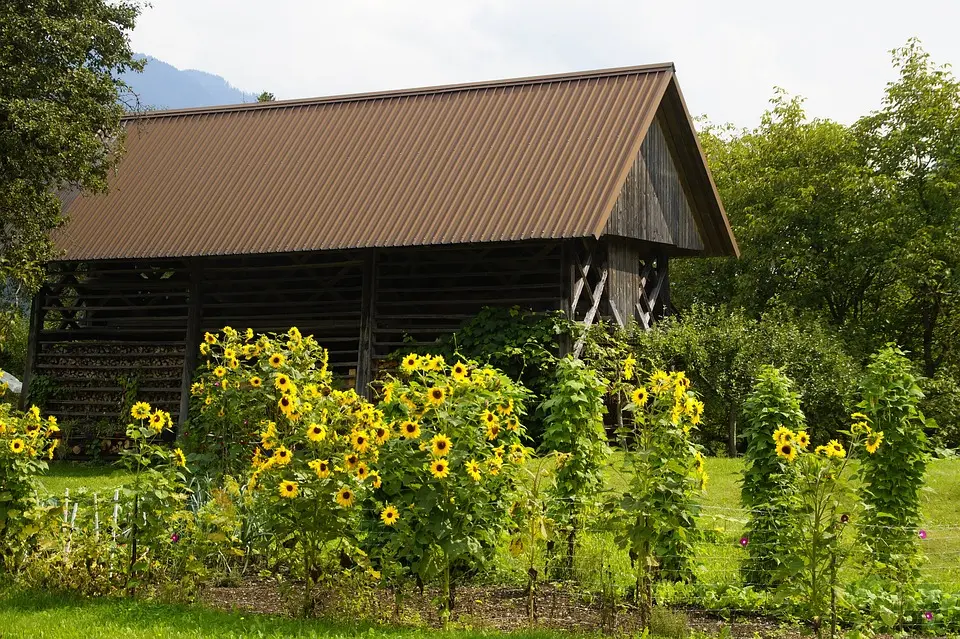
[[675, 40, 959, 399], [0, 0, 142, 302]]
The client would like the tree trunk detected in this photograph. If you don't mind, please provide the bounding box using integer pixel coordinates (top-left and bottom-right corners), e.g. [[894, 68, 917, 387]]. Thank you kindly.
[[727, 406, 738, 457]]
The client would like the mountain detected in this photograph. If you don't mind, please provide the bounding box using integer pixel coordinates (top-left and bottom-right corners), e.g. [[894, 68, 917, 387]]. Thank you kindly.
[[120, 55, 258, 111]]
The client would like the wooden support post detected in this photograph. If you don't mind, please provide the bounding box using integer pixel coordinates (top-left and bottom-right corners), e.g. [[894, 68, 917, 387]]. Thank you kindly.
[[20, 287, 45, 410], [559, 241, 573, 357], [356, 248, 377, 397], [178, 261, 202, 432], [656, 254, 670, 320]]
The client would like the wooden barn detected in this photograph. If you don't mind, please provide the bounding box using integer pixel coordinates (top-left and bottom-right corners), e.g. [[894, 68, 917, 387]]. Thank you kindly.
[[25, 63, 738, 431]]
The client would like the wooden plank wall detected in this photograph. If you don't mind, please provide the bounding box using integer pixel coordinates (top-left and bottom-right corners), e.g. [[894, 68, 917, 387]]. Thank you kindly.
[[371, 241, 564, 367], [197, 251, 365, 379], [33, 261, 191, 426], [32, 241, 567, 431], [604, 238, 640, 327]]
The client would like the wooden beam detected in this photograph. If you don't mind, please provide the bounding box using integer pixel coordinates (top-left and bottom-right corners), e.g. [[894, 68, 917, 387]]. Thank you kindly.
[[178, 261, 203, 431], [573, 266, 608, 358], [20, 288, 45, 410], [356, 248, 377, 397]]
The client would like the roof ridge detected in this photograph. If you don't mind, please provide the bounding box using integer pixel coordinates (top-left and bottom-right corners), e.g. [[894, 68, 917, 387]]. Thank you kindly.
[[123, 62, 675, 120]]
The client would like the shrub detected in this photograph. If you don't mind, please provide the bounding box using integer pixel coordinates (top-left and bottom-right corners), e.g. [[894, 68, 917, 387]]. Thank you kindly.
[[370, 353, 530, 622], [856, 345, 931, 582], [628, 305, 859, 453], [740, 366, 805, 587], [0, 402, 59, 569], [539, 355, 609, 575]]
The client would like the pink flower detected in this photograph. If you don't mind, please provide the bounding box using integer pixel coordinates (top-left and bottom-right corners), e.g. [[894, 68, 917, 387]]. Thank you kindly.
[[170, 533, 180, 543], [739, 536, 749, 548], [919, 529, 928, 540], [924, 611, 933, 621]]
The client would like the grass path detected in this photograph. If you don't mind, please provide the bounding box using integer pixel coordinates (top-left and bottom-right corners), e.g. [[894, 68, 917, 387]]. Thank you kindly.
[[0, 585, 569, 639]]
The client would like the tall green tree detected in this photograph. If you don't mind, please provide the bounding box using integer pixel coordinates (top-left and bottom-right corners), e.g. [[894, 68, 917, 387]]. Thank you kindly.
[[0, 0, 142, 319], [856, 39, 960, 378], [676, 93, 895, 335]]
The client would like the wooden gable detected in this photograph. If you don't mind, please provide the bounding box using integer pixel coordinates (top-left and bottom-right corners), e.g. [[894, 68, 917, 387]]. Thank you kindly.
[[603, 111, 704, 253]]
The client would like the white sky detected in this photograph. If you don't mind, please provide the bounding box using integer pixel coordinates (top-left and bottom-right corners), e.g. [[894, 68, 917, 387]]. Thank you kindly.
[[130, 0, 960, 129]]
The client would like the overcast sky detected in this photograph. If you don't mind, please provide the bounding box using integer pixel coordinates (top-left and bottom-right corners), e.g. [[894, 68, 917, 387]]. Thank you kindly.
[[130, 0, 960, 129]]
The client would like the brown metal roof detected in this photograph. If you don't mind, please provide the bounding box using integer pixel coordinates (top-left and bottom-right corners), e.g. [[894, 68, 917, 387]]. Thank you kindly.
[[56, 63, 736, 260]]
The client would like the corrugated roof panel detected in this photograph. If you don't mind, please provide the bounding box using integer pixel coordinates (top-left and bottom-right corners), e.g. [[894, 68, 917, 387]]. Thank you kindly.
[[55, 64, 732, 261]]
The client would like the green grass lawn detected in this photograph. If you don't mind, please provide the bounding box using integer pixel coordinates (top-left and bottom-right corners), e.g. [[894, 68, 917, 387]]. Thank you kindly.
[[0, 585, 573, 639], [38, 456, 960, 592], [39, 462, 134, 497]]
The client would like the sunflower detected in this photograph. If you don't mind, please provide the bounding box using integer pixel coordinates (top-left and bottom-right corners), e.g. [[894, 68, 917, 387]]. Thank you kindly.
[[275, 374, 291, 391], [351, 430, 371, 454], [149, 410, 169, 433], [248, 375, 262, 388], [242, 344, 258, 358], [173, 448, 187, 468], [24, 421, 40, 437], [865, 431, 884, 455], [426, 386, 446, 405], [306, 423, 326, 442], [278, 394, 297, 416], [223, 348, 236, 360], [212, 365, 226, 378], [10, 438, 25, 454], [776, 440, 797, 463], [303, 383, 320, 399], [694, 451, 706, 474], [381, 505, 400, 526], [510, 443, 527, 463], [279, 480, 298, 498], [623, 355, 636, 381], [649, 370, 672, 395], [505, 415, 520, 432], [228, 357, 240, 369], [199, 342, 211, 356], [451, 362, 468, 381], [486, 422, 501, 441], [827, 439, 846, 459], [850, 412, 868, 422], [204, 332, 217, 345], [465, 459, 482, 481], [631, 387, 649, 406], [481, 410, 497, 426], [355, 462, 370, 481], [487, 456, 503, 476], [131, 401, 152, 420], [344, 453, 359, 470], [269, 353, 285, 368], [370, 471, 382, 488], [431, 433, 452, 457], [309, 459, 331, 479], [400, 353, 420, 374], [373, 424, 390, 445], [273, 446, 293, 465], [689, 399, 704, 425], [497, 399, 514, 415], [400, 420, 421, 440], [335, 487, 355, 507], [190, 382, 204, 396], [772, 426, 794, 445], [796, 431, 811, 449], [204, 396, 214, 406], [429, 458, 450, 479]]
